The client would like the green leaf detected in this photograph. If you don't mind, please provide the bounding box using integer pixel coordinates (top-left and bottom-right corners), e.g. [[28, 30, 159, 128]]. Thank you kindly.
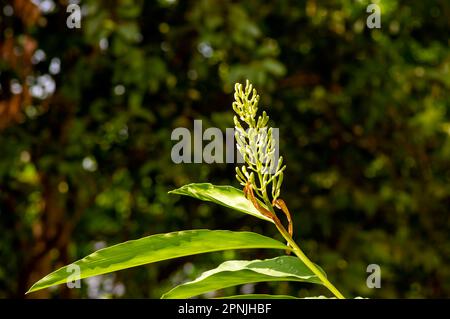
[[162, 256, 325, 299], [169, 183, 273, 223], [221, 295, 333, 299], [27, 230, 289, 294], [218, 294, 299, 299]]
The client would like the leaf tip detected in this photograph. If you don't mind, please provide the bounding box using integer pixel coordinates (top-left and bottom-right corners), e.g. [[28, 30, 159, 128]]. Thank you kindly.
[[168, 189, 181, 195], [25, 285, 36, 295]]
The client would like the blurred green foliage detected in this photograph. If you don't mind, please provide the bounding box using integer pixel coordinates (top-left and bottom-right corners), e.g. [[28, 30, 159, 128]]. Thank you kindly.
[[0, 0, 449, 298]]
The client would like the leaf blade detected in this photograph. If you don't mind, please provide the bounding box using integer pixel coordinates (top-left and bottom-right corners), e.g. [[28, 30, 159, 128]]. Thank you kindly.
[[169, 183, 273, 223], [218, 294, 299, 299], [27, 230, 289, 294], [162, 256, 325, 299]]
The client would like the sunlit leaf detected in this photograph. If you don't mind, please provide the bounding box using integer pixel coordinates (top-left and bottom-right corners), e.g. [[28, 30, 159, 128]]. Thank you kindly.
[[169, 183, 273, 223], [162, 256, 325, 299], [218, 294, 299, 299], [27, 230, 289, 294]]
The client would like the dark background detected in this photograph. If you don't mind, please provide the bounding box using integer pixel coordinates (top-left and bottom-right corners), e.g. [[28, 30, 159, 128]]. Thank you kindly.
[[0, 0, 449, 298]]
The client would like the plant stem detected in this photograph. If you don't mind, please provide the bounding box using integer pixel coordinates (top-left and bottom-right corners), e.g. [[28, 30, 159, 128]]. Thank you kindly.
[[245, 182, 344, 298], [274, 220, 345, 299]]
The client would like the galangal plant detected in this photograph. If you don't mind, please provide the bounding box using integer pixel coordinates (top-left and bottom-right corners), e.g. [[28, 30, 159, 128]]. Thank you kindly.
[[27, 81, 345, 299]]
